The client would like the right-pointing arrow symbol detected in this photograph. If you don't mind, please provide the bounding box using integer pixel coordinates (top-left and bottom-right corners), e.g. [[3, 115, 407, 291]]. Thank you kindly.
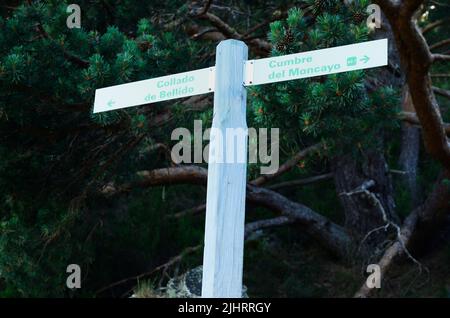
[[360, 55, 369, 63]]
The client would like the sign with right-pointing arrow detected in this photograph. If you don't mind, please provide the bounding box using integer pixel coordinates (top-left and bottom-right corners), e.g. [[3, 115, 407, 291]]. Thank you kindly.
[[244, 38, 387, 86]]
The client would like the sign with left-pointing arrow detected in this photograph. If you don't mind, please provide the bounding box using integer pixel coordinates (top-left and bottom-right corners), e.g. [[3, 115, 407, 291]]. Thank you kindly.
[[94, 67, 215, 113]]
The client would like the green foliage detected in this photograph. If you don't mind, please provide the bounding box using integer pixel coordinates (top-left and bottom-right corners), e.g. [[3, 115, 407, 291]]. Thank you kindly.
[[249, 5, 399, 179], [0, 202, 94, 297], [0, 0, 208, 297]]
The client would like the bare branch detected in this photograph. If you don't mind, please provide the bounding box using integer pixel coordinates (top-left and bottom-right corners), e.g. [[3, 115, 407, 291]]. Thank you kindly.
[[244, 216, 294, 239], [171, 203, 206, 219], [429, 39, 450, 51], [399, 111, 450, 135], [267, 173, 333, 190], [242, 11, 287, 39], [422, 19, 448, 35], [199, 12, 242, 39], [190, 11, 271, 54], [251, 143, 322, 186], [172, 173, 334, 218], [198, 0, 213, 16], [433, 54, 450, 62], [433, 86, 450, 100], [246, 185, 351, 257], [190, 27, 218, 40], [431, 74, 450, 78], [101, 165, 351, 257], [390, 169, 407, 175]]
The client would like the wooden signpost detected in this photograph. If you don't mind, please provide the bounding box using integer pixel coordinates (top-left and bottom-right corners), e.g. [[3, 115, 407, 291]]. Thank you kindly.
[[94, 38, 388, 298]]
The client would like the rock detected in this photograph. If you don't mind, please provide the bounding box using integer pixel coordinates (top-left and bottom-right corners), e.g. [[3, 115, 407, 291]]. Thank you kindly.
[[164, 266, 248, 298]]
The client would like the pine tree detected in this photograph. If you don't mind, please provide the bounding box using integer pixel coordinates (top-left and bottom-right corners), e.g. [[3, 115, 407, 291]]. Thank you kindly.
[[0, 0, 208, 297], [250, 3, 398, 178]]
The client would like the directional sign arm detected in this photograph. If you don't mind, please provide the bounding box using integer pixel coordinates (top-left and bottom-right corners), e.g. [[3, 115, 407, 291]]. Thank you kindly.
[[244, 39, 388, 87], [93, 67, 216, 113]]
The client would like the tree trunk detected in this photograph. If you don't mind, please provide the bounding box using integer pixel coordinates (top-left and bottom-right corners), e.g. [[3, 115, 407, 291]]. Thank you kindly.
[[333, 152, 399, 254], [333, 11, 403, 255], [399, 86, 422, 206]]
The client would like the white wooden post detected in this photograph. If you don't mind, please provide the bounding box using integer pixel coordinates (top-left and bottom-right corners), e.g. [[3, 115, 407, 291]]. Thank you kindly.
[[201, 40, 248, 298]]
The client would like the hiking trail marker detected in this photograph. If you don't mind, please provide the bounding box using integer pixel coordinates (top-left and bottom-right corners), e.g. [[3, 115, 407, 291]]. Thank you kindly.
[[94, 38, 388, 298]]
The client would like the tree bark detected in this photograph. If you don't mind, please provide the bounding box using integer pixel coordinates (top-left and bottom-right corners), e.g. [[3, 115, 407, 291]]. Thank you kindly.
[[374, 0, 450, 169], [333, 10, 402, 252], [333, 153, 398, 251], [399, 86, 422, 206]]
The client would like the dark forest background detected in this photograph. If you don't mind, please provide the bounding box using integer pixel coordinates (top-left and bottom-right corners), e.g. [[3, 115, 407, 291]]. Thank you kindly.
[[0, 0, 449, 297]]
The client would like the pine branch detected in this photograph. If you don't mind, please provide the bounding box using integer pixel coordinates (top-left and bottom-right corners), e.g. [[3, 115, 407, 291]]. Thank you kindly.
[[34, 23, 89, 68]]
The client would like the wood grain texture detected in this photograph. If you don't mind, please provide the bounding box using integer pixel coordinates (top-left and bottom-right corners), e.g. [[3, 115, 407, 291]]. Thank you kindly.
[[201, 40, 248, 298]]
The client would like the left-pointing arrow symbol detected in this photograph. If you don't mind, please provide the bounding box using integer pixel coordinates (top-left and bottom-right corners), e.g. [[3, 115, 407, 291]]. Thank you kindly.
[[107, 100, 115, 107], [360, 55, 369, 63]]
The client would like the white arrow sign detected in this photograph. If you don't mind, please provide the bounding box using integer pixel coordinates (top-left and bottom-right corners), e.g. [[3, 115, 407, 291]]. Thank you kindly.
[[93, 67, 215, 113], [244, 38, 387, 86]]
